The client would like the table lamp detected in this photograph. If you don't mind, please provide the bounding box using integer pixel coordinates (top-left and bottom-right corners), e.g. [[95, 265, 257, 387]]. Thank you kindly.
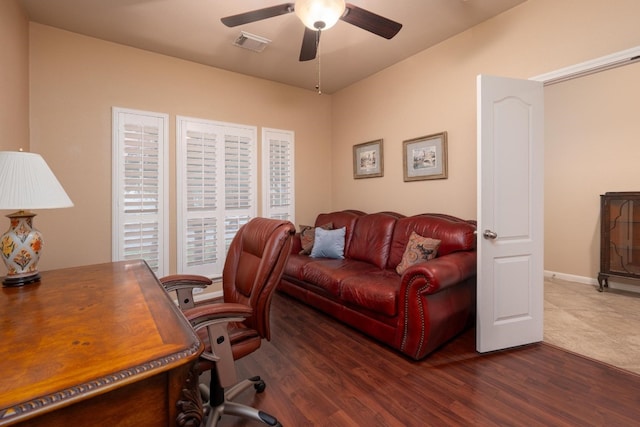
[[0, 151, 73, 287]]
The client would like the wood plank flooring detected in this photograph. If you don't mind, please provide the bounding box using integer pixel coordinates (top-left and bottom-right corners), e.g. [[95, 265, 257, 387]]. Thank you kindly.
[[217, 292, 640, 426]]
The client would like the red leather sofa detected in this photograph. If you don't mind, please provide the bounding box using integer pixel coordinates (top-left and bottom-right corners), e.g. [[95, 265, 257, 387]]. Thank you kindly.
[[278, 210, 477, 360]]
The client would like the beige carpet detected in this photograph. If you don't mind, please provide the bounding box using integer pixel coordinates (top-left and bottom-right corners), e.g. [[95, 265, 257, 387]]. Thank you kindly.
[[544, 277, 640, 375]]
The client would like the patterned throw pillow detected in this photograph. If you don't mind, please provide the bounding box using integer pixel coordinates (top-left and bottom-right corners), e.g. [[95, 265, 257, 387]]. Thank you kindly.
[[299, 222, 333, 255], [395, 231, 441, 275]]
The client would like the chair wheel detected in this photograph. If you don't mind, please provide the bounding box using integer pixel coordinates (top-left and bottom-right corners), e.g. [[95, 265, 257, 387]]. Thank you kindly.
[[254, 380, 266, 393]]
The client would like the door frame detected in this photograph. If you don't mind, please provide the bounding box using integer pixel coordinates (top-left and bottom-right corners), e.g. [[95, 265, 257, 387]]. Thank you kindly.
[[531, 45, 640, 282], [530, 46, 640, 86]]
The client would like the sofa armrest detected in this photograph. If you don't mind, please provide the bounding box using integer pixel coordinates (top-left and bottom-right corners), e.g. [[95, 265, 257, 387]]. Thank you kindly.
[[399, 251, 476, 294], [396, 251, 477, 359]]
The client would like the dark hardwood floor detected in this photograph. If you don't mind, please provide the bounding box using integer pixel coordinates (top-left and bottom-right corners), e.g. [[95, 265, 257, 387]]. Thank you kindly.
[[217, 292, 640, 426]]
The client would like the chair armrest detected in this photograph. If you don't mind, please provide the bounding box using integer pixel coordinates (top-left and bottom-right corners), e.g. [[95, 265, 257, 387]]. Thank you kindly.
[[159, 274, 212, 291], [159, 274, 213, 310], [183, 302, 253, 386], [183, 302, 253, 324]]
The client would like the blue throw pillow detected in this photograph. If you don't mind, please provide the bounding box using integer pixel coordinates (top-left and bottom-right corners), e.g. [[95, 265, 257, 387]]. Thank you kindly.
[[310, 227, 346, 259]]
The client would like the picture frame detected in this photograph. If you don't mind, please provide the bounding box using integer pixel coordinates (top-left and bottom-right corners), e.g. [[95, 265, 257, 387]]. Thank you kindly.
[[353, 139, 384, 179], [403, 132, 448, 181]]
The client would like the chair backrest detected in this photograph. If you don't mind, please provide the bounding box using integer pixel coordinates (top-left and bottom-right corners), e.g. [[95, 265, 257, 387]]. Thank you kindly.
[[222, 217, 295, 340]]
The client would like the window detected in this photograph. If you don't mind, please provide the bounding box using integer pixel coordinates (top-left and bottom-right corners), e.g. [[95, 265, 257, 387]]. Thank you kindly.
[[176, 116, 257, 277], [262, 128, 295, 223], [112, 107, 169, 276]]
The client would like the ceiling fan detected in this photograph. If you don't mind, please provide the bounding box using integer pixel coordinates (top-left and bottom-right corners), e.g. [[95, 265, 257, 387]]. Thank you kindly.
[[221, 0, 402, 62]]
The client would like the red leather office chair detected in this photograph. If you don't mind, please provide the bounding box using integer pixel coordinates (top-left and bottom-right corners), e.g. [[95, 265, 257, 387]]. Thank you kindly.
[[161, 217, 295, 427]]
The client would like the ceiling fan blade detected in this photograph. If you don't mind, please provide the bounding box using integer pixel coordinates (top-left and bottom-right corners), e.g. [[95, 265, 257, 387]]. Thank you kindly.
[[341, 3, 402, 39], [299, 27, 319, 62], [221, 3, 294, 27]]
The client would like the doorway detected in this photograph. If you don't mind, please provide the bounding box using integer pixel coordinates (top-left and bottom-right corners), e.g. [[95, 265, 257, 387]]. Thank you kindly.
[[539, 48, 640, 371]]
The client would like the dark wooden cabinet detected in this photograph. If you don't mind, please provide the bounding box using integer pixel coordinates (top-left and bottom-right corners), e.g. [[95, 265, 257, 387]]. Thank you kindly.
[[598, 192, 640, 292]]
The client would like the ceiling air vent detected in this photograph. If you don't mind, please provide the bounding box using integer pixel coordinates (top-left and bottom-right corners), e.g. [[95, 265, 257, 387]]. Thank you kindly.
[[233, 31, 271, 53]]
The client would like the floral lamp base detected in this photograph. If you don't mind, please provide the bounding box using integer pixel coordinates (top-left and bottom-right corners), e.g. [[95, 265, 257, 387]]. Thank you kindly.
[[1, 211, 43, 287]]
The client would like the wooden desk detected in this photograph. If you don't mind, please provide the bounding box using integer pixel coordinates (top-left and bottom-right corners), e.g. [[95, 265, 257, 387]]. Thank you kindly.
[[0, 261, 204, 426]]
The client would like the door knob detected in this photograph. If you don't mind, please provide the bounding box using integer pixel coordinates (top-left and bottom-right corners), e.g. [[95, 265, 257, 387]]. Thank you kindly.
[[483, 229, 498, 239]]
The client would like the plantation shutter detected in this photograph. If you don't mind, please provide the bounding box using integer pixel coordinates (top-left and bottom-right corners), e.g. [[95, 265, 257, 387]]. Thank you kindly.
[[176, 117, 222, 276], [224, 132, 255, 249], [112, 107, 168, 276], [177, 117, 256, 277], [262, 128, 295, 222]]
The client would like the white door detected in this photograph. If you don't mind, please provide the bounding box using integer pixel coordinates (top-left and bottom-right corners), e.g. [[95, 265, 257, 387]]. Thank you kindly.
[[476, 74, 544, 353]]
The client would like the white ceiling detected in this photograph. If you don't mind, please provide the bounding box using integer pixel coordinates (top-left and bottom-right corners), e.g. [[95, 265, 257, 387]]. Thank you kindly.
[[20, 0, 526, 94]]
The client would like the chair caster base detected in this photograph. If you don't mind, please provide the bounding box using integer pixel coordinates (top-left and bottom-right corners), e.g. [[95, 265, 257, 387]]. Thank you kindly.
[[249, 376, 267, 393], [258, 410, 281, 426]]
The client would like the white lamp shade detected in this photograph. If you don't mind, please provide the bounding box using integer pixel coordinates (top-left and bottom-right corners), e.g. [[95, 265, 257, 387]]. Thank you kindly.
[[295, 0, 346, 30], [0, 151, 73, 210]]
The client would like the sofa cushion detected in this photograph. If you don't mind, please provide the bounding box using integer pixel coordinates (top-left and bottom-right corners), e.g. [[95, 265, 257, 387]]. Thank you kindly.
[[340, 270, 401, 317], [315, 210, 363, 254], [302, 259, 379, 297], [346, 213, 397, 269], [310, 227, 346, 259], [395, 232, 441, 275], [299, 222, 333, 255], [284, 253, 316, 280], [388, 214, 476, 269]]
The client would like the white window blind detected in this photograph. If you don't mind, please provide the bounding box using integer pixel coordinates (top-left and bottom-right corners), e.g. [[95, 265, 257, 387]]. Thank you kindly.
[[262, 128, 295, 223], [112, 107, 168, 276], [177, 117, 257, 277]]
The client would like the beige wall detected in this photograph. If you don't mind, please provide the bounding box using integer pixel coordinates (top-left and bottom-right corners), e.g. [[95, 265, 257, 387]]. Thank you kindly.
[[6, 0, 640, 281], [331, 0, 640, 221], [331, 0, 640, 281], [545, 62, 640, 279], [0, 0, 29, 151], [28, 24, 333, 273]]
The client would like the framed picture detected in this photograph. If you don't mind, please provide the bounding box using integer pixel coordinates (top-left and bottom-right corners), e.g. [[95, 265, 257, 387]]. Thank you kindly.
[[403, 132, 448, 181], [353, 139, 384, 179]]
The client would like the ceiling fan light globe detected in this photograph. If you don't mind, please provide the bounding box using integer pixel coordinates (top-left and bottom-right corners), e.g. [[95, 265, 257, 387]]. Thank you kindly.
[[295, 0, 345, 31]]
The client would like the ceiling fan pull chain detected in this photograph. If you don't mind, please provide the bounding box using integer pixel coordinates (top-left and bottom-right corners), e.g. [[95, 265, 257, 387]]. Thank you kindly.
[[315, 30, 322, 95]]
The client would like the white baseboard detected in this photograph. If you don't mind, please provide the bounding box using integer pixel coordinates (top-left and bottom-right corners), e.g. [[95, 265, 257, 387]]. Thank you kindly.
[[194, 288, 223, 302], [168, 279, 223, 306], [544, 270, 640, 294], [181, 271, 640, 305], [192, 277, 223, 302]]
